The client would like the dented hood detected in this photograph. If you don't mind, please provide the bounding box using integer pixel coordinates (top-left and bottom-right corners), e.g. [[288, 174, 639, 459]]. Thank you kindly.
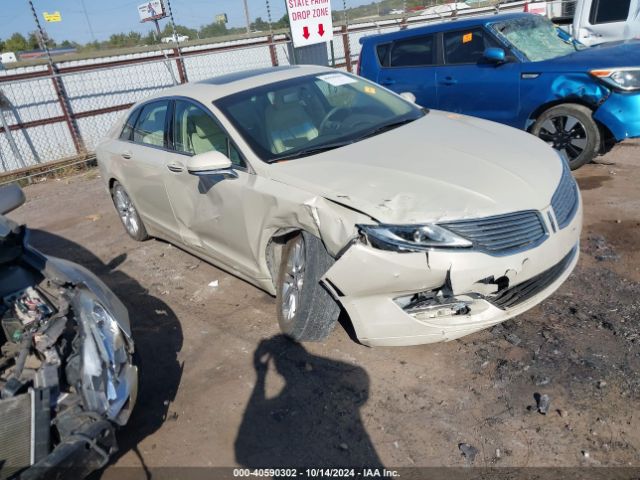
[[268, 111, 562, 224], [540, 40, 640, 70]]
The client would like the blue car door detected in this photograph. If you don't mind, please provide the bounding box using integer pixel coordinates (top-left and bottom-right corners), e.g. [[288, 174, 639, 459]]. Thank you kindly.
[[435, 27, 521, 126], [375, 33, 439, 108]]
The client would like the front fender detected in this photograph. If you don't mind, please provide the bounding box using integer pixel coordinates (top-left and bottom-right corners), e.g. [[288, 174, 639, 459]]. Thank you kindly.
[[521, 73, 610, 128]]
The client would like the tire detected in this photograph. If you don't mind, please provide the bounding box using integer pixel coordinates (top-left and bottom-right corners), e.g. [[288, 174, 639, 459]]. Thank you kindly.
[[531, 103, 600, 171], [111, 181, 149, 241], [276, 231, 341, 342]]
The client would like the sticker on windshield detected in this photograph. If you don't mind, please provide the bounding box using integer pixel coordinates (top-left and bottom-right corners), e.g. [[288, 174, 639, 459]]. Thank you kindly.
[[463, 32, 473, 43], [317, 73, 358, 87]]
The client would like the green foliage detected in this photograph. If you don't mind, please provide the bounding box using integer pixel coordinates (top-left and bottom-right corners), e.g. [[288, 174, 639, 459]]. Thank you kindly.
[[107, 31, 142, 48], [4, 33, 29, 52], [199, 21, 230, 39]]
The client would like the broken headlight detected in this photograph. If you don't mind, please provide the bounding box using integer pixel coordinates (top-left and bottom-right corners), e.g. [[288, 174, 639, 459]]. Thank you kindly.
[[358, 224, 472, 252], [77, 291, 131, 418], [591, 68, 640, 91]]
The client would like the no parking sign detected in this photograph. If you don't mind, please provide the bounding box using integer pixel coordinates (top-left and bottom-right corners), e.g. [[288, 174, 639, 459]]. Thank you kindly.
[[286, 0, 334, 48]]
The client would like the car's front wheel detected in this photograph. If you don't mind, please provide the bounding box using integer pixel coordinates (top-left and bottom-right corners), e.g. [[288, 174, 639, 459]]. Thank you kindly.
[[111, 181, 149, 241], [531, 103, 601, 170], [276, 232, 340, 342]]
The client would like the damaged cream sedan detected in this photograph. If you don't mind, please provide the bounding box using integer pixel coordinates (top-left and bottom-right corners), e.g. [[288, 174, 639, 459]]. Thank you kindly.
[[97, 66, 582, 347]]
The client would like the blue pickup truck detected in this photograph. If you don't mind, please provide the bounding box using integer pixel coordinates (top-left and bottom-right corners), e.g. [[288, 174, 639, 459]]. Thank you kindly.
[[358, 12, 640, 169]]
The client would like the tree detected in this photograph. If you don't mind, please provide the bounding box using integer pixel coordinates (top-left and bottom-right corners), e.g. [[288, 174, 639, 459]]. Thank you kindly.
[[199, 21, 228, 39], [28, 32, 42, 49], [274, 13, 290, 29], [4, 33, 28, 52], [107, 31, 142, 48], [59, 40, 78, 49], [143, 30, 159, 45], [250, 17, 270, 31], [161, 23, 197, 40]]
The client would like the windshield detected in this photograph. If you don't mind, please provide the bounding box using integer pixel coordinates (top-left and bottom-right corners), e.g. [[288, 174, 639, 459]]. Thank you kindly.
[[215, 73, 424, 162], [491, 15, 585, 62]]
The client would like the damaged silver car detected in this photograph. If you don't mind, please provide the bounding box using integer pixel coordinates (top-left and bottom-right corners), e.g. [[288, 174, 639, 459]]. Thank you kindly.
[[97, 66, 582, 347], [0, 184, 137, 478]]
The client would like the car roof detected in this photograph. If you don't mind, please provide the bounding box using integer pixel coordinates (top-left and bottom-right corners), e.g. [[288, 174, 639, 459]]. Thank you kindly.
[[137, 65, 334, 107], [359, 12, 531, 45]]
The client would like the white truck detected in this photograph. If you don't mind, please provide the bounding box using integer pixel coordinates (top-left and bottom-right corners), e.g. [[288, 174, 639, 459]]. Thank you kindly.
[[531, 0, 640, 46], [161, 34, 189, 43], [571, 0, 640, 46]]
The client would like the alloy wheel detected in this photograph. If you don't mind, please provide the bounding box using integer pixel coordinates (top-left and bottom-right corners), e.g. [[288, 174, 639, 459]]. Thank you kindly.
[[537, 114, 588, 162], [114, 187, 140, 237], [281, 236, 306, 323]]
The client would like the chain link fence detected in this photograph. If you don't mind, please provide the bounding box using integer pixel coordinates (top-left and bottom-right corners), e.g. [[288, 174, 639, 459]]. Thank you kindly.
[[0, 1, 526, 182]]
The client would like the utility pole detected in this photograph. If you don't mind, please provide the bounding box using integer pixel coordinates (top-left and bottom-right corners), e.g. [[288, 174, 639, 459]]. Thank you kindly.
[[27, 0, 85, 154], [79, 0, 97, 43], [243, 0, 251, 34]]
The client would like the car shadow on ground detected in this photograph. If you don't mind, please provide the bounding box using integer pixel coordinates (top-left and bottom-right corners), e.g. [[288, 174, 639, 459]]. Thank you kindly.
[[26, 230, 184, 477], [235, 335, 383, 468]]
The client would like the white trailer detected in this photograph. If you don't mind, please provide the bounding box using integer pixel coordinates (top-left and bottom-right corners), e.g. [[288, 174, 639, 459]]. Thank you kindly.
[[0, 52, 17, 64]]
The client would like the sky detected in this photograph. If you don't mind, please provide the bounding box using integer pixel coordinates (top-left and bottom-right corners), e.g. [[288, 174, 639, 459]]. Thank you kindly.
[[0, 0, 371, 44]]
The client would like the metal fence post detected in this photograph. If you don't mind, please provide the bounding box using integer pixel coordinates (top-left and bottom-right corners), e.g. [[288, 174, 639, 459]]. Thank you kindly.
[[173, 48, 188, 83], [268, 35, 279, 67], [341, 25, 353, 73], [50, 65, 85, 154]]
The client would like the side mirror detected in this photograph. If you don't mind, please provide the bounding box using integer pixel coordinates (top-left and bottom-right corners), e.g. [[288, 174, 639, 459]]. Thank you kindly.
[[483, 47, 506, 64], [0, 184, 25, 215], [187, 151, 234, 176], [400, 92, 417, 104]]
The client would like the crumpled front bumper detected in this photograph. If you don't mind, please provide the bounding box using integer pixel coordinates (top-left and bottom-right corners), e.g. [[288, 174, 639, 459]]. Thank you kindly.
[[594, 91, 640, 141], [323, 201, 582, 347]]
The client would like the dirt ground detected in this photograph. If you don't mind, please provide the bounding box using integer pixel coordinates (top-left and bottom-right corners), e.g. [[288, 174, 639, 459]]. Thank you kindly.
[[7, 140, 640, 476]]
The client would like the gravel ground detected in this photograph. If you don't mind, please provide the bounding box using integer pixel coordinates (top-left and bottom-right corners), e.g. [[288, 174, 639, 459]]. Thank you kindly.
[[7, 139, 640, 476]]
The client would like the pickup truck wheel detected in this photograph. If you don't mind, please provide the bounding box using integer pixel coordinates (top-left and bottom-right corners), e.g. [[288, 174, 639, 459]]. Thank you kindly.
[[276, 232, 340, 342], [531, 104, 600, 170], [112, 182, 149, 241]]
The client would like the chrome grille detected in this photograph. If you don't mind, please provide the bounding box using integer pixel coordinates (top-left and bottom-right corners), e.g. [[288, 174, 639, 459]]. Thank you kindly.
[[551, 162, 579, 229], [490, 247, 577, 309], [439, 211, 547, 255]]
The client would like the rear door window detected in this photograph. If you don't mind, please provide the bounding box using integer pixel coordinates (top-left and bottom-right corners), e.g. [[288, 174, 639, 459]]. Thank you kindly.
[[443, 28, 500, 64], [120, 108, 140, 141], [589, 0, 631, 24], [133, 101, 169, 147], [389, 35, 436, 67], [376, 43, 391, 67]]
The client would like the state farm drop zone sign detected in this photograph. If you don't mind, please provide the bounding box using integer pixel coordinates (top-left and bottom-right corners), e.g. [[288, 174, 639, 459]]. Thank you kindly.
[[287, 0, 334, 48]]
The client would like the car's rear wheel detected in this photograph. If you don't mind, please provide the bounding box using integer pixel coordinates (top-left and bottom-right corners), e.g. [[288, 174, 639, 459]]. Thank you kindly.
[[111, 181, 149, 241], [276, 232, 340, 342], [531, 103, 600, 170]]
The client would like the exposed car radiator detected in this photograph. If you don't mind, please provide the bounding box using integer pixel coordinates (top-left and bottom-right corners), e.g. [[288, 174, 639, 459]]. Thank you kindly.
[[0, 391, 33, 479]]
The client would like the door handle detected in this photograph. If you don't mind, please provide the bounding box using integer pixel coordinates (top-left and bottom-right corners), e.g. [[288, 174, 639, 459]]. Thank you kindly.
[[380, 79, 396, 86], [167, 163, 184, 173], [121, 152, 132, 160], [441, 77, 458, 86]]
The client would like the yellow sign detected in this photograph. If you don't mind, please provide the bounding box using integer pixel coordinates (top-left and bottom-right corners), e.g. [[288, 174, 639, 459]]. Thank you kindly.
[[43, 11, 62, 22], [462, 32, 473, 43]]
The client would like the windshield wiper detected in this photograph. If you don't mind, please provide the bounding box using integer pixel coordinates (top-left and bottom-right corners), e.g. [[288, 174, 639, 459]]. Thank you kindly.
[[270, 140, 354, 162], [355, 117, 419, 141]]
